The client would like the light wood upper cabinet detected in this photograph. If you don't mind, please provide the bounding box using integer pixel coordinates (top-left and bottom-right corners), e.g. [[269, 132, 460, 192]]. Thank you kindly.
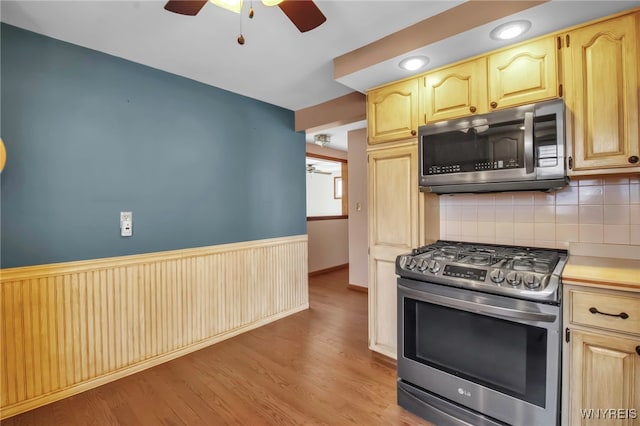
[[569, 330, 640, 426], [369, 36, 561, 134], [488, 36, 559, 110], [367, 79, 419, 144], [562, 13, 640, 174], [421, 37, 559, 123], [421, 58, 488, 123]]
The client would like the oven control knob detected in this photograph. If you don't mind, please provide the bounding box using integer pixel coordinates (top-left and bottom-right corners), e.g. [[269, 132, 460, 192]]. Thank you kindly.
[[428, 261, 441, 274], [524, 274, 541, 289], [417, 259, 429, 272], [406, 257, 417, 270], [489, 269, 505, 283], [506, 272, 522, 286]]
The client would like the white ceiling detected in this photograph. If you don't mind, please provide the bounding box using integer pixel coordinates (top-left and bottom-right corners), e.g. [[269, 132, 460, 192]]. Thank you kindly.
[[338, 0, 640, 93], [0, 0, 462, 111], [306, 120, 366, 151], [2, 0, 639, 153]]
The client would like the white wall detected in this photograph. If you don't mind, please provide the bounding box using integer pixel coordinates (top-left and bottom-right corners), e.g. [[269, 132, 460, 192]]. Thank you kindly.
[[347, 128, 368, 288], [306, 171, 342, 216], [306, 144, 349, 273], [307, 219, 349, 273]]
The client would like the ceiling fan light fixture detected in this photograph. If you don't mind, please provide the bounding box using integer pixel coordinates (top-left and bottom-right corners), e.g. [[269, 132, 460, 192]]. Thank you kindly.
[[261, 0, 284, 6], [314, 134, 331, 147], [209, 0, 243, 13], [399, 56, 429, 72], [490, 20, 531, 40]]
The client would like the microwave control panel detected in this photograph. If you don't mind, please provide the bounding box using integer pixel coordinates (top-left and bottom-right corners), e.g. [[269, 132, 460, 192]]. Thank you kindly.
[[475, 161, 503, 170], [427, 165, 461, 174], [427, 160, 522, 174]]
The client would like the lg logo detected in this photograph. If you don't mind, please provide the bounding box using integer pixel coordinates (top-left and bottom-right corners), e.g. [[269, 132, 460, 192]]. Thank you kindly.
[[458, 388, 471, 397]]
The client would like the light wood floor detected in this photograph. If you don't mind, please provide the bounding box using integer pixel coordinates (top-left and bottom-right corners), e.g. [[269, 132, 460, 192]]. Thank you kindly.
[[2, 267, 431, 425]]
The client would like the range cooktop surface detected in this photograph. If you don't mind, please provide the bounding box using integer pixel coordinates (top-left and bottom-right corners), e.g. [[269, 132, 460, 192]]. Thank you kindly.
[[396, 240, 568, 303]]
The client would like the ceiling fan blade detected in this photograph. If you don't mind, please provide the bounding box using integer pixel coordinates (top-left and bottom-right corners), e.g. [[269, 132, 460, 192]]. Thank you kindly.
[[278, 0, 327, 33], [164, 0, 208, 16]]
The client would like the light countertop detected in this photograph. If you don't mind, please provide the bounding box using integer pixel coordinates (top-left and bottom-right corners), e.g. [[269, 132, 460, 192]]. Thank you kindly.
[[562, 255, 640, 292]]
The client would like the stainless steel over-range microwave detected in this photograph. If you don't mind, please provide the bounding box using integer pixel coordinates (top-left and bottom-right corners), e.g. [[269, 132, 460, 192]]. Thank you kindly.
[[418, 99, 568, 194]]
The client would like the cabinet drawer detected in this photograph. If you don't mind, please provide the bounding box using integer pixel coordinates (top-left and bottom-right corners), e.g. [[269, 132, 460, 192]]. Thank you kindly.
[[570, 290, 640, 335]]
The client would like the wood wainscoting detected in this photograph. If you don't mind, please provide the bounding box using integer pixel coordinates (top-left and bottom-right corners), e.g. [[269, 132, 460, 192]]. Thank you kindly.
[[0, 235, 308, 420]]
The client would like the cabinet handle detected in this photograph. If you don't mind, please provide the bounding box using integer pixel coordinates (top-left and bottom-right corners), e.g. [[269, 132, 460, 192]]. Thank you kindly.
[[589, 307, 629, 319], [411, 130, 417, 136], [490, 101, 498, 109], [469, 106, 477, 113], [568, 156, 573, 170], [636, 346, 640, 356], [629, 156, 639, 164]]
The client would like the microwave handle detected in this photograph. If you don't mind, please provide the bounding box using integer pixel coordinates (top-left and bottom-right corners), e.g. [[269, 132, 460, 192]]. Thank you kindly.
[[524, 112, 534, 174]]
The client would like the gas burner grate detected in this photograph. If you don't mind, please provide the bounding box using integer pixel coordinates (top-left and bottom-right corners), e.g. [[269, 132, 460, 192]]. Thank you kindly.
[[433, 250, 458, 261], [512, 258, 535, 271], [460, 254, 493, 265], [398, 240, 568, 305], [466, 247, 497, 254], [415, 241, 563, 274]]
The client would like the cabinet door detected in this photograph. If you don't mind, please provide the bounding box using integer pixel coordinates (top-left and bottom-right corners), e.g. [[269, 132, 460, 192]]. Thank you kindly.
[[570, 330, 640, 426], [488, 36, 559, 110], [367, 79, 419, 144], [421, 58, 488, 123], [368, 145, 419, 359], [564, 14, 640, 173]]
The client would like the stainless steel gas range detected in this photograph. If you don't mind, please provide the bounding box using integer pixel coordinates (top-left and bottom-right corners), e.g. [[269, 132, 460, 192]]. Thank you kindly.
[[396, 240, 567, 426]]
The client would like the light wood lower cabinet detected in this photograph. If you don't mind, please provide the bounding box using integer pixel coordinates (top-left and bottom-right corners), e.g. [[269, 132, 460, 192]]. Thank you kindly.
[[366, 141, 439, 359], [569, 330, 640, 426], [367, 143, 421, 359], [564, 285, 640, 426]]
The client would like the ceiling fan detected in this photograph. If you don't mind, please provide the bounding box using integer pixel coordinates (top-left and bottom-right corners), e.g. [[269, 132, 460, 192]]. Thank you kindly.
[[306, 164, 331, 175], [164, 0, 327, 33]]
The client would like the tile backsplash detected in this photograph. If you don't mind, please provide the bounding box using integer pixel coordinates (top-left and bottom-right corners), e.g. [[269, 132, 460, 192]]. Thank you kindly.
[[439, 176, 640, 253]]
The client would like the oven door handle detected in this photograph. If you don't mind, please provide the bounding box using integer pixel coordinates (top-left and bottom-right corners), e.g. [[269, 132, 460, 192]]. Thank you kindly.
[[399, 284, 557, 323]]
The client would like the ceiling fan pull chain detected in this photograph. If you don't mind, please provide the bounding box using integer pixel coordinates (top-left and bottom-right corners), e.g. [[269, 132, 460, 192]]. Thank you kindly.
[[237, 4, 246, 45]]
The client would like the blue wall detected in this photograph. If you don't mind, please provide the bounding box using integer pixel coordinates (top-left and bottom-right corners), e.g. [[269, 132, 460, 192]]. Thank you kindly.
[[0, 24, 306, 268]]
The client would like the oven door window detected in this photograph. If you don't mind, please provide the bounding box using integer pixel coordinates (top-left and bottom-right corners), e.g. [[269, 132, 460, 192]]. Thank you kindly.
[[404, 298, 547, 407], [422, 119, 525, 174]]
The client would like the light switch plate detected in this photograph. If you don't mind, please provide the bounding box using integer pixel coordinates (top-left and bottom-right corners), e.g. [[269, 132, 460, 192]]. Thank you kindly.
[[120, 211, 132, 237]]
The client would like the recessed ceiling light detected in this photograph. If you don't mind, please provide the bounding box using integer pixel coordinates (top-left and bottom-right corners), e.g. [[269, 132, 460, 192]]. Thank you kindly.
[[399, 56, 430, 72], [490, 20, 532, 40]]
